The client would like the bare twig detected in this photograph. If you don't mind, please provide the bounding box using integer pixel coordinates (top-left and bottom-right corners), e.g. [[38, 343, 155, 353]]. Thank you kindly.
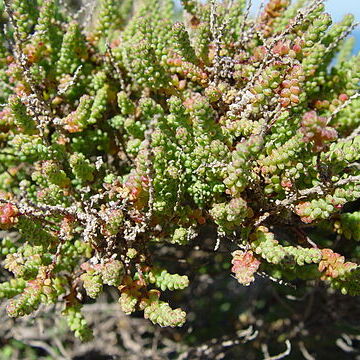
[[299, 341, 316, 360], [327, 92, 360, 126], [262, 340, 291, 360], [57, 65, 83, 95]]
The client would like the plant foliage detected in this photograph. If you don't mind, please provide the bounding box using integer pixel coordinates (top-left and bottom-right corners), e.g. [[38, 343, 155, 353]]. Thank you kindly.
[[0, 0, 359, 343]]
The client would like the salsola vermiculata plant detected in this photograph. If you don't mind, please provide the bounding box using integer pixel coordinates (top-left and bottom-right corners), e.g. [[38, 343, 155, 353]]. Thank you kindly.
[[0, 0, 359, 341]]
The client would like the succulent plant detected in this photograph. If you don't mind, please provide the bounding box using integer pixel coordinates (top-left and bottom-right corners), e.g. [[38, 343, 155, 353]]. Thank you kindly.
[[0, 0, 359, 341]]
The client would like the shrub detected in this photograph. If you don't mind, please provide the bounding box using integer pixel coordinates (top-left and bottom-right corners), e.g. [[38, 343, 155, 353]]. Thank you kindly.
[[0, 0, 359, 343]]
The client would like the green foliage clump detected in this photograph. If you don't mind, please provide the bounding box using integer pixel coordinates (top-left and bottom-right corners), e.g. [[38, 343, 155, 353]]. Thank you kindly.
[[0, 0, 359, 344]]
